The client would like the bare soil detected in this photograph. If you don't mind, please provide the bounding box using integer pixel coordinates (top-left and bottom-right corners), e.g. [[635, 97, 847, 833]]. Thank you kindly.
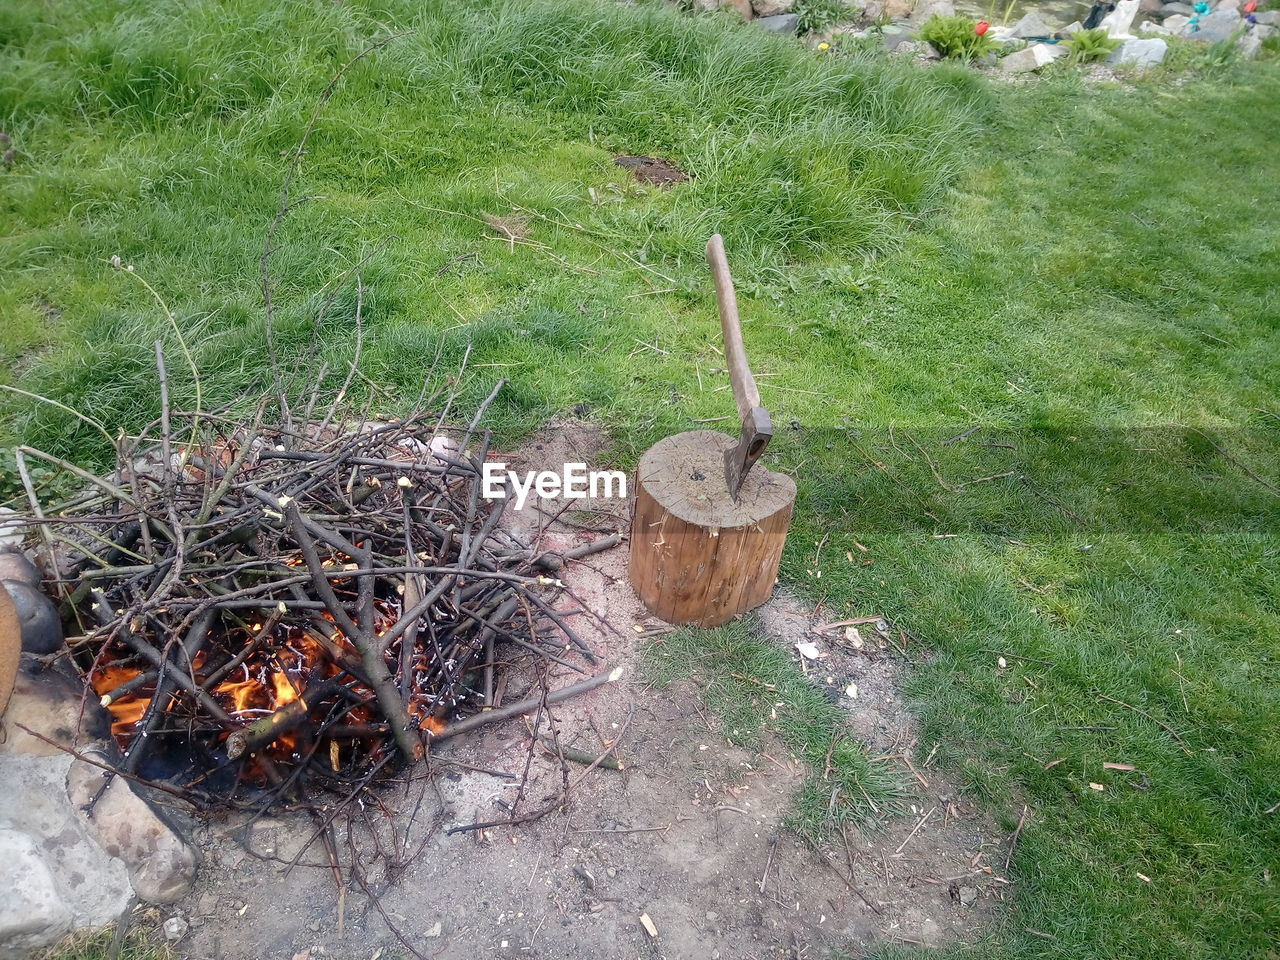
[[172, 421, 1007, 960], [613, 155, 690, 187]]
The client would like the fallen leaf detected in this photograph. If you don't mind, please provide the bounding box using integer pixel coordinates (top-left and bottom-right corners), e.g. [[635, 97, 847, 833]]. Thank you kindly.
[[1044, 758, 1065, 770]]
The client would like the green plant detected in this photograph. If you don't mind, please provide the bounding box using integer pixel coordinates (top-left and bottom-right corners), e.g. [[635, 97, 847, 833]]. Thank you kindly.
[[796, 0, 845, 33], [1066, 26, 1123, 62], [916, 14, 995, 60]]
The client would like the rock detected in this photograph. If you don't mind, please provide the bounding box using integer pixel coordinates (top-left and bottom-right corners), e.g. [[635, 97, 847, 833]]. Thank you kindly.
[[1255, 9, 1280, 24], [1000, 42, 1059, 71], [1162, 13, 1192, 30], [751, 0, 794, 14], [66, 751, 199, 903], [0, 826, 74, 952], [1010, 10, 1056, 36], [1189, 7, 1241, 40], [163, 916, 190, 942], [1161, 1, 1195, 13], [882, 27, 917, 49], [752, 13, 799, 31], [696, 0, 755, 18], [881, 0, 914, 17], [1099, 0, 1141, 34], [3, 580, 62, 654], [0, 753, 133, 949], [0, 664, 112, 758], [1056, 20, 1085, 36], [912, 0, 955, 20], [958, 884, 979, 906], [1139, 0, 1164, 12], [0, 551, 41, 588], [1107, 36, 1168, 64], [0, 509, 23, 552], [1237, 30, 1263, 56]]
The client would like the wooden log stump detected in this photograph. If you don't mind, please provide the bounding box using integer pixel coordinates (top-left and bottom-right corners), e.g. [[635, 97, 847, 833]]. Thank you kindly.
[[629, 430, 795, 627]]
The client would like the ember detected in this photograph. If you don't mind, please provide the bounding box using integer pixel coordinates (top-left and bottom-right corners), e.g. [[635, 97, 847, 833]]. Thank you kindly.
[[21, 373, 614, 805]]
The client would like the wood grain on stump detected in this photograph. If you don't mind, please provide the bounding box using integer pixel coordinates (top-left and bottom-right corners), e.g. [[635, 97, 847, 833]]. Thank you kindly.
[[0, 583, 19, 716], [629, 431, 795, 627]]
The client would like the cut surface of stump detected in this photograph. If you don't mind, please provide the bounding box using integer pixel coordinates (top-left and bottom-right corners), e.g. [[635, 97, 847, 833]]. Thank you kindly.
[[629, 431, 795, 627]]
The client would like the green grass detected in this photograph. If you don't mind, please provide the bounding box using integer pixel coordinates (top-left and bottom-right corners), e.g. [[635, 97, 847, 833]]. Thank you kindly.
[[35, 928, 170, 960], [645, 618, 907, 840], [3, 1, 1278, 958]]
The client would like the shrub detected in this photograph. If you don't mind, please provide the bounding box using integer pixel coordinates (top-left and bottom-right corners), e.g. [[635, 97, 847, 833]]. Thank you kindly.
[[1066, 27, 1122, 62], [916, 15, 996, 60], [796, 0, 845, 33]]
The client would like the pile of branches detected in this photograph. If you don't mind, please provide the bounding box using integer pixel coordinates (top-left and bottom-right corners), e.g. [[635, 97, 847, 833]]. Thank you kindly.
[[15, 367, 617, 808]]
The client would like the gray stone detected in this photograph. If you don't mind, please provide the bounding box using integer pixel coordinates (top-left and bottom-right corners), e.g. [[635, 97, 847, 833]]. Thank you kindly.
[[1163, 14, 1192, 31], [1255, 10, 1280, 24], [0, 550, 41, 587], [1189, 7, 1241, 41], [751, 0, 794, 13], [695, 0, 754, 18], [0, 665, 112, 758], [1100, 0, 1141, 35], [0, 753, 133, 949], [1107, 36, 1169, 65], [752, 12, 799, 31], [1000, 42, 1058, 71], [163, 916, 189, 942], [1238, 30, 1263, 56], [66, 752, 199, 903], [1139, 0, 1163, 13], [3, 580, 62, 654], [958, 884, 979, 906], [1010, 10, 1056, 36], [0, 826, 74, 952], [0, 509, 23, 552], [912, 0, 955, 20], [1057, 20, 1085, 37], [1161, 2, 1195, 14]]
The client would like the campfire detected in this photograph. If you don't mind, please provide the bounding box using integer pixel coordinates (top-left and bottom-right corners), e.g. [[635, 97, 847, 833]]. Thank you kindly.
[[17, 374, 615, 806]]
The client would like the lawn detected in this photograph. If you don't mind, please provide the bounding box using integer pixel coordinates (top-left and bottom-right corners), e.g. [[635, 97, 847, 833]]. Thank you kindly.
[[2, 0, 1278, 958]]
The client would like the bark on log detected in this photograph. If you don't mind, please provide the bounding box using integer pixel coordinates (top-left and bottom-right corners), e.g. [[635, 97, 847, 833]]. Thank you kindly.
[[628, 430, 795, 627]]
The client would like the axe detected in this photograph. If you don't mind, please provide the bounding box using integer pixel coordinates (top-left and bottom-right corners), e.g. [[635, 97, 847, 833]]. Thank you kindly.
[[706, 234, 773, 501]]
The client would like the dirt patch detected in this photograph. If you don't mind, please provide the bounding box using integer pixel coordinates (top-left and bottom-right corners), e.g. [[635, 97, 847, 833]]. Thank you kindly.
[[173, 419, 1007, 960], [614, 155, 690, 188]]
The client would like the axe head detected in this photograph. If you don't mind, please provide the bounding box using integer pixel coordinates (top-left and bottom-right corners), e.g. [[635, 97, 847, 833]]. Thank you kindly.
[[724, 406, 773, 501]]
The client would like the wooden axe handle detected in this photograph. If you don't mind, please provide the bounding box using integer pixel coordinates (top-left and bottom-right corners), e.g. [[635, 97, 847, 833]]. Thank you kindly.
[[706, 234, 760, 422]]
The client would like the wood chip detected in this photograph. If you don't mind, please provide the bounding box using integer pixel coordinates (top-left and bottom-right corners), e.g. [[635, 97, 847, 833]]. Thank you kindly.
[[1088, 782, 1105, 791], [1103, 762, 1136, 771], [639, 913, 658, 938], [1136, 872, 1152, 883]]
